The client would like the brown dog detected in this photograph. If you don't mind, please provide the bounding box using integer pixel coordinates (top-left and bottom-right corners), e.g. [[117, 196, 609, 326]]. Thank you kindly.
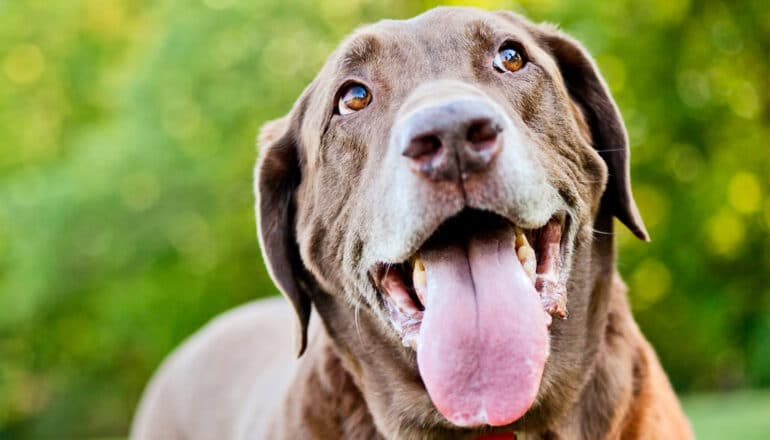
[[131, 7, 694, 439]]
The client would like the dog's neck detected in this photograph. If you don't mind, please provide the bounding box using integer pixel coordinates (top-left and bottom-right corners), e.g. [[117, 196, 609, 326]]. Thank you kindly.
[[302, 292, 644, 440], [270, 326, 383, 439]]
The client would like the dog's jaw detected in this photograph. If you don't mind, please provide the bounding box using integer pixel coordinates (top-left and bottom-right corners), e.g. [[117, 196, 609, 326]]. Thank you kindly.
[[366, 209, 577, 428]]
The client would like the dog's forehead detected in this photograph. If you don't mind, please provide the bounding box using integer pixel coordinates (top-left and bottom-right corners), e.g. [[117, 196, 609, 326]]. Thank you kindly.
[[332, 8, 538, 72]]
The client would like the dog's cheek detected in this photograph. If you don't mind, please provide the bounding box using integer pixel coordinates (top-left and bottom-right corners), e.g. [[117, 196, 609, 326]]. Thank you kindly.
[[294, 176, 347, 293], [571, 139, 609, 214], [295, 131, 375, 296], [539, 103, 607, 230], [340, 230, 380, 308]]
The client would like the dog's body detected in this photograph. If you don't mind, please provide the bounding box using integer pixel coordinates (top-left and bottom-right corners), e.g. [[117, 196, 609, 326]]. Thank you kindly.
[[132, 7, 693, 439]]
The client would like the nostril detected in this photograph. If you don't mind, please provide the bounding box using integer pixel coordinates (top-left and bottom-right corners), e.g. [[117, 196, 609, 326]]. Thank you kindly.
[[466, 119, 502, 151], [402, 134, 442, 160]]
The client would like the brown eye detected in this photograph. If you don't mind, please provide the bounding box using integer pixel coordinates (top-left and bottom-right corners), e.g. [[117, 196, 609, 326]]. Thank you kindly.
[[493, 44, 525, 72], [337, 83, 372, 115]]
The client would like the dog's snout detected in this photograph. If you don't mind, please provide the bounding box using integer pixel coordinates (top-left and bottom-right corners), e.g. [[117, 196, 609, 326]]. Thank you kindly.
[[400, 99, 503, 181]]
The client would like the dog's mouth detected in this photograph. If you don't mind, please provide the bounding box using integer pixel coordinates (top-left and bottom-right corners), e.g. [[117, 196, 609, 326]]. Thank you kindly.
[[371, 209, 569, 349], [370, 209, 569, 428]]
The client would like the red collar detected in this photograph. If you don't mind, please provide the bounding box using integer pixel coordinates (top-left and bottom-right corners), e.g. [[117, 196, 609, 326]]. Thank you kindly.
[[476, 433, 516, 440]]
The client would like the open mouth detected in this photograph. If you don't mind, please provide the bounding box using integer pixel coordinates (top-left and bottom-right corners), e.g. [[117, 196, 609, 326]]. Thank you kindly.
[[370, 208, 569, 428], [371, 209, 568, 350]]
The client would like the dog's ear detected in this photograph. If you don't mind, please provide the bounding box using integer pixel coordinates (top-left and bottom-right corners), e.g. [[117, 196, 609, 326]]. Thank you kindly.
[[538, 26, 649, 241], [256, 114, 312, 357]]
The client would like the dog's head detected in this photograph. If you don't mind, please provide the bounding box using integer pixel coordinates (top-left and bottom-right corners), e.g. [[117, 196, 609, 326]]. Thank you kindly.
[[256, 7, 647, 435]]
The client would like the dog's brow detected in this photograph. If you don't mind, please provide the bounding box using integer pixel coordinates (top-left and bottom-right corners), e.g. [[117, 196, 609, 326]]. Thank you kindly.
[[341, 35, 381, 70], [465, 20, 496, 49]]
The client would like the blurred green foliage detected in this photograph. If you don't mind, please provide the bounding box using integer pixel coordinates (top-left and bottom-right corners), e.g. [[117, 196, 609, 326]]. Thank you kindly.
[[0, 0, 767, 438], [683, 390, 770, 439]]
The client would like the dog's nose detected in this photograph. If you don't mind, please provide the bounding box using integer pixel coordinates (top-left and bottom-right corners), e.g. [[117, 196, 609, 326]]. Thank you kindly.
[[400, 99, 504, 181]]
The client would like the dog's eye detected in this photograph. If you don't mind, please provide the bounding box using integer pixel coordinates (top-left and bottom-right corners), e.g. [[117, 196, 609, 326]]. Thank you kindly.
[[337, 83, 372, 115], [493, 43, 526, 73]]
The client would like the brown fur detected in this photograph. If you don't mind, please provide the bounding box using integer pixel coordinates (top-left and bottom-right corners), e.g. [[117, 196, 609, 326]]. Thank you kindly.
[[132, 7, 693, 440]]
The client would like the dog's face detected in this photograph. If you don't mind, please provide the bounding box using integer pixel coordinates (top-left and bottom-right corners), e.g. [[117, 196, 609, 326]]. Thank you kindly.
[[257, 7, 647, 436]]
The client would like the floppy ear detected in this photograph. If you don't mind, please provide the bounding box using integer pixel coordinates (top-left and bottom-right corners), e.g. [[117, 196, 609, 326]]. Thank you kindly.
[[538, 26, 649, 241], [255, 115, 312, 356]]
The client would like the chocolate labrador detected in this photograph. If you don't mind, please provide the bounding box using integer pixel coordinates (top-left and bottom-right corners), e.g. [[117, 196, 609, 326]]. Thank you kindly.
[[131, 7, 694, 439]]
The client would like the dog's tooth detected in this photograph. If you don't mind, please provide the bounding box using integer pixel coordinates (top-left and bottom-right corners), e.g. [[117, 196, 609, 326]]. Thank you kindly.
[[413, 257, 426, 285], [517, 244, 537, 282], [514, 228, 528, 250], [413, 256, 427, 304], [512, 229, 536, 282]]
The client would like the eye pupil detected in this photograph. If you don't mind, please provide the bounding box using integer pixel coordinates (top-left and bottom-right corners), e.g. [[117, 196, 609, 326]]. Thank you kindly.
[[503, 49, 519, 62], [338, 83, 372, 115], [346, 86, 368, 107], [494, 45, 525, 72]]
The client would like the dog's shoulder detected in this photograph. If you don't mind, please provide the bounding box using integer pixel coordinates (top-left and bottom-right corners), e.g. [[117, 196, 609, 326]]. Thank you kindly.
[[618, 334, 694, 440], [603, 275, 694, 440], [131, 297, 299, 440]]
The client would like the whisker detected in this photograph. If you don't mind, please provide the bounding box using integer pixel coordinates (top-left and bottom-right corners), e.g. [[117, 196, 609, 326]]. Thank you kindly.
[[354, 301, 363, 343]]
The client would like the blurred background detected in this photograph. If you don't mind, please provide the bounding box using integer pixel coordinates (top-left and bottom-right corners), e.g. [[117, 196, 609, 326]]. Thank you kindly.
[[0, 0, 768, 438]]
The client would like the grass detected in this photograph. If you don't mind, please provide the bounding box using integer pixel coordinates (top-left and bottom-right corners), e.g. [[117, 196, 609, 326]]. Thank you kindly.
[[682, 389, 770, 439]]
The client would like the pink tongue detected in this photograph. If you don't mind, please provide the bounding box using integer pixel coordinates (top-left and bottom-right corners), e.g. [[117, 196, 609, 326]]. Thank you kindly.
[[417, 230, 549, 427]]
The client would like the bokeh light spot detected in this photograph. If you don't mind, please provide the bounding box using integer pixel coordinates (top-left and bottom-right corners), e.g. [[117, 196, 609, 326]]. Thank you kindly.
[[711, 19, 744, 55], [19, 108, 62, 163], [633, 184, 669, 229], [728, 81, 760, 119], [3, 43, 45, 85], [161, 97, 202, 142], [630, 258, 671, 310], [677, 70, 711, 109], [665, 143, 702, 182], [85, 0, 125, 34], [728, 172, 761, 214], [707, 210, 745, 257], [166, 212, 219, 271]]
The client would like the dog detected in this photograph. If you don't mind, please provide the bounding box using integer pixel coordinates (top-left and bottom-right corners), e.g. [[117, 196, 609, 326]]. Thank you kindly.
[[131, 7, 694, 439]]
